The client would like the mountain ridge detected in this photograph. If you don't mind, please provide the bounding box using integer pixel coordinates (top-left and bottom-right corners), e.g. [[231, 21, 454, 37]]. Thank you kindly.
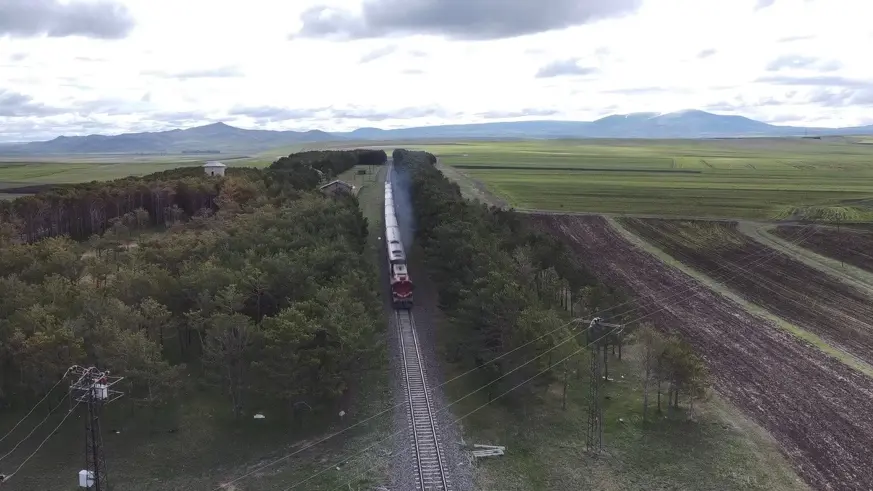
[[5, 110, 873, 154]]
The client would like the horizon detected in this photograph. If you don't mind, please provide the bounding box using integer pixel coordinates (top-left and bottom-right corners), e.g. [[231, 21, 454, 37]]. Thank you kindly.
[[2, 0, 872, 142], [6, 109, 871, 144]]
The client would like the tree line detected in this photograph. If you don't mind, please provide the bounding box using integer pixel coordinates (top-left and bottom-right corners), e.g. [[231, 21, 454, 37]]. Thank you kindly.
[[0, 149, 387, 420], [0, 149, 387, 244], [393, 149, 710, 418], [394, 149, 609, 399]]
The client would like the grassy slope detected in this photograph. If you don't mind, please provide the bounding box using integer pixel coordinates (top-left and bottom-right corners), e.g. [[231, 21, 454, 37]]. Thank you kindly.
[[0, 166, 393, 491], [415, 139, 873, 220]]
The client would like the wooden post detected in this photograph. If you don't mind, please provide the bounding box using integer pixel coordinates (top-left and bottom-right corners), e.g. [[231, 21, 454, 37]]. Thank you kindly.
[[562, 365, 569, 410]]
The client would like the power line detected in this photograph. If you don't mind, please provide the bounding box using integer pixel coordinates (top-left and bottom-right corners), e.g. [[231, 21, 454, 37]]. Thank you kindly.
[[0, 366, 78, 446], [212, 315, 586, 490], [0, 401, 82, 484], [214, 225, 820, 489], [323, 322, 629, 491], [0, 392, 71, 463], [318, 226, 825, 490]]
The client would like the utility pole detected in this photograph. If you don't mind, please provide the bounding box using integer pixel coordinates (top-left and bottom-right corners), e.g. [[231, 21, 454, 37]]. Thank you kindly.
[[585, 318, 623, 454], [70, 367, 124, 491]]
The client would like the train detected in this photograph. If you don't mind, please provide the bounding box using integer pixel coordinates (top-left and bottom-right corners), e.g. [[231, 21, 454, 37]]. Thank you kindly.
[[385, 176, 414, 309]]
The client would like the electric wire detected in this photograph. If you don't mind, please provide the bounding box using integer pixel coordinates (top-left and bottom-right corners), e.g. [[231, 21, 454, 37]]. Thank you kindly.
[[1, 401, 82, 482], [0, 392, 72, 463], [0, 366, 77, 446], [315, 226, 827, 490], [215, 224, 820, 489], [320, 322, 630, 491]]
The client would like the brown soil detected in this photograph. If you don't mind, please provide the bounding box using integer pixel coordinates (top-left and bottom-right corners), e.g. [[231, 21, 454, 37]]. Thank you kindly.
[[530, 214, 873, 491], [620, 218, 873, 368], [773, 225, 873, 273]]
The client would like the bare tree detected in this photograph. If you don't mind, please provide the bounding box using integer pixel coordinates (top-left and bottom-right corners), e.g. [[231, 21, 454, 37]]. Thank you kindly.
[[202, 313, 258, 418], [638, 323, 664, 424]]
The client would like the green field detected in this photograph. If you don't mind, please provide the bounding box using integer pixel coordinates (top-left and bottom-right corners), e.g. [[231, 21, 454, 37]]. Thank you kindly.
[[0, 154, 273, 187], [415, 139, 873, 220], [6, 138, 873, 220]]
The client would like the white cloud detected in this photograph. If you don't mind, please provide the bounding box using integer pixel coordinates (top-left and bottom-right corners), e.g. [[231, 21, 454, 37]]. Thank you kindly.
[[0, 0, 872, 141]]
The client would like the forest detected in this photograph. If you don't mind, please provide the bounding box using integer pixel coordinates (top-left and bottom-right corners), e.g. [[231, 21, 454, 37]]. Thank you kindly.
[[0, 149, 384, 243], [0, 149, 388, 420], [393, 149, 709, 412]]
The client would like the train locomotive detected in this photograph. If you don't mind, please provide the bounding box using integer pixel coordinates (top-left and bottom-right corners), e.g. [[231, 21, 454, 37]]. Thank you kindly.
[[385, 178, 414, 309]]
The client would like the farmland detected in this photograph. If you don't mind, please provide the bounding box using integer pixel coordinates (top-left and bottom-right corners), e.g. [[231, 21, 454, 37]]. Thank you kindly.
[[618, 218, 873, 369], [422, 139, 873, 220], [0, 154, 272, 190], [530, 214, 873, 490], [772, 225, 873, 273]]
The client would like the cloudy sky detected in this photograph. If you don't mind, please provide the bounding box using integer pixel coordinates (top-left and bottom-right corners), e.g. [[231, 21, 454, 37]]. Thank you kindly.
[[1, 0, 871, 141]]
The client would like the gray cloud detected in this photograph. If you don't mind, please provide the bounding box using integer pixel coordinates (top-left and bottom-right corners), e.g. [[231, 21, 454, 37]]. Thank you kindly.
[[360, 45, 398, 63], [328, 105, 452, 121], [228, 106, 326, 121], [296, 0, 641, 41], [765, 55, 840, 72], [73, 98, 144, 116], [778, 34, 814, 43], [10, 53, 27, 62], [536, 59, 598, 78], [402, 69, 425, 75], [477, 108, 560, 119], [766, 55, 816, 70], [142, 66, 244, 79], [0, 0, 134, 39], [755, 0, 776, 9], [806, 88, 873, 107], [151, 111, 212, 123], [704, 95, 793, 112], [408, 49, 428, 57], [697, 48, 717, 59], [0, 89, 66, 117], [757, 75, 867, 88], [605, 86, 692, 95], [763, 113, 806, 124], [141, 92, 151, 103]]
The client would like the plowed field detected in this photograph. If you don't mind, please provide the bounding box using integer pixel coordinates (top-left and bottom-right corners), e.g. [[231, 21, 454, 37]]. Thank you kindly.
[[618, 218, 873, 368], [773, 225, 873, 273], [531, 214, 873, 491]]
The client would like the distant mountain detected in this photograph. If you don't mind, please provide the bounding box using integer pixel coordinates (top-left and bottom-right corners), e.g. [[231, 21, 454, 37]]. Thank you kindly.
[[5, 110, 873, 154], [9, 122, 338, 155]]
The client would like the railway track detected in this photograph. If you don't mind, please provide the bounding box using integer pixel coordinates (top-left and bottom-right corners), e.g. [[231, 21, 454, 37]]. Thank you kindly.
[[396, 309, 451, 491]]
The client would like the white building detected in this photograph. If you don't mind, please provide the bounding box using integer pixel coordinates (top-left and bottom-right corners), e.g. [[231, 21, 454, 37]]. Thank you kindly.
[[203, 161, 226, 177]]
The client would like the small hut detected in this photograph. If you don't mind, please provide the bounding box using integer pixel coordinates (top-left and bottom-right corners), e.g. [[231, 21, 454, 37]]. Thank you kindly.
[[203, 161, 226, 177]]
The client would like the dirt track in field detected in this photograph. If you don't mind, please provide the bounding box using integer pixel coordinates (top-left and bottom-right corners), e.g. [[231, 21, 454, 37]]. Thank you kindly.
[[530, 214, 873, 491], [620, 218, 873, 369], [773, 225, 873, 273]]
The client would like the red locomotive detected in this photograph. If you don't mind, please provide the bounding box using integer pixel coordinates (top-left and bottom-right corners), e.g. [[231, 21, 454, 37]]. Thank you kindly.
[[385, 179, 414, 308]]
